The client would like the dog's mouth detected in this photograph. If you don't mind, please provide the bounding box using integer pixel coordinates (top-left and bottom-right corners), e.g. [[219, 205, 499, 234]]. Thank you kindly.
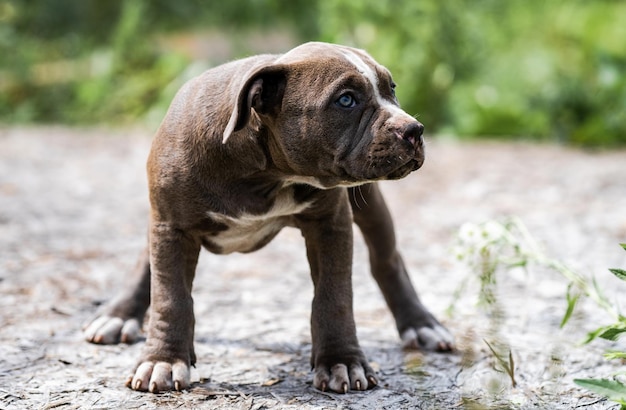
[[319, 140, 424, 188], [318, 157, 422, 188], [384, 157, 423, 180], [375, 139, 425, 181], [337, 154, 423, 186], [362, 131, 425, 181]]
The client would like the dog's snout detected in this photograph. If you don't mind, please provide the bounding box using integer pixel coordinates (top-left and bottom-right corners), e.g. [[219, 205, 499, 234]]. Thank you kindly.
[[401, 122, 424, 147]]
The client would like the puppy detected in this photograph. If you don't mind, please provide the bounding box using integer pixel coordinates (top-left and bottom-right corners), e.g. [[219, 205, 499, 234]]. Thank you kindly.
[[84, 42, 453, 394]]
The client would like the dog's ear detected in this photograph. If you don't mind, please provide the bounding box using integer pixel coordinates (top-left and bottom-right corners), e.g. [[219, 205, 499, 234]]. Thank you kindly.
[[223, 65, 287, 144]]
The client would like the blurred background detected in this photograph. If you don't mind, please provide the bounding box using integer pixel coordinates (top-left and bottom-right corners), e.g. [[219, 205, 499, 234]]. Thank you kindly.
[[1, 0, 625, 147]]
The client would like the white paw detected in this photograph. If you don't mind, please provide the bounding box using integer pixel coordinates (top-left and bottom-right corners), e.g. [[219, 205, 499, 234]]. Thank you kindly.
[[83, 315, 141, 344], [401, 325, 454, 351], [126, 360, 190, 393]]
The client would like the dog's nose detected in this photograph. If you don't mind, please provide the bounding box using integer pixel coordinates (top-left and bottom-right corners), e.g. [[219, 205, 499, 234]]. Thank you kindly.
[[401, 122, 424, 148]]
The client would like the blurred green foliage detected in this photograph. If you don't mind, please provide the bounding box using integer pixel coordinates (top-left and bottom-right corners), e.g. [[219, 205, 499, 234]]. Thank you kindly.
[[318, 0, 626, 147], [1, 0, 625, 146]]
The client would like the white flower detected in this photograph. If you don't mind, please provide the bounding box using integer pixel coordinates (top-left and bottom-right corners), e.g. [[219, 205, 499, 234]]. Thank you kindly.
[[458, 222, 479, 243], [452, 245, 467, 261], [480, 220, 506, 243]]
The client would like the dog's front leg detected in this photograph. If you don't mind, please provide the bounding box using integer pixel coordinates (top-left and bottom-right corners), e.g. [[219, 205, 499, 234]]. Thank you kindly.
[[349, 184, 454, 352], [127, 221, 200, 393], [296, 189, 377, 393]]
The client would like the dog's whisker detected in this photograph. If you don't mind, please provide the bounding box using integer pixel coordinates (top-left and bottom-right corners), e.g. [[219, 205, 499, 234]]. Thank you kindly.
[[351, 186, 362, 210], [358, 186, 368, 207]]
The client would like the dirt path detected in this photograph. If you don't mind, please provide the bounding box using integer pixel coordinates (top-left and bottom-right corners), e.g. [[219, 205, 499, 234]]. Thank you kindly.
[[1, 127, 625, 409]]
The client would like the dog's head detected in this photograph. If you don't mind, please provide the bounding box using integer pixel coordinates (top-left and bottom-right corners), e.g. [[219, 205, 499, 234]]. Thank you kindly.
[[223, 42, 425, 188]]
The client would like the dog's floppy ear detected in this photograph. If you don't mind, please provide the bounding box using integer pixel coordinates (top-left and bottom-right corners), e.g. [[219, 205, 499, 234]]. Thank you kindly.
[[223, 65, 287, 144]]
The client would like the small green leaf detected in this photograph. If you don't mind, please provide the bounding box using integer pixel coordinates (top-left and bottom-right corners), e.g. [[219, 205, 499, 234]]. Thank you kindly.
[[599, 326, 626, 342], [561, 285, 580, 328], [610, 268, 626, 282], [584, 325, 613, 344], [574, 378, 626, 404], [505, 262, 526, 270], [484, 339, 517, 387], [619, 243, 626, 251], [508, 350, 517, 388], [604, 351, 626, 360]]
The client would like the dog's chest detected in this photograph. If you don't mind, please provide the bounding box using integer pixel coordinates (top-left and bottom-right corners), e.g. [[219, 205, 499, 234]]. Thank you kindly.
[[203, 188, 310, 254]]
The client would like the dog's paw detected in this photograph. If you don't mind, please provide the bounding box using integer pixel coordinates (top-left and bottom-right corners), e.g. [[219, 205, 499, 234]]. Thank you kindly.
[[313, 359, 377, 393], [83, 315, 141, 345], [401, 324, 455, 352], [126, 360, 190, 393]]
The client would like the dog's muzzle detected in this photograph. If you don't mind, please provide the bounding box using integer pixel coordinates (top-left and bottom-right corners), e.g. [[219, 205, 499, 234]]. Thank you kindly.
[[383, 121, 425, 180]]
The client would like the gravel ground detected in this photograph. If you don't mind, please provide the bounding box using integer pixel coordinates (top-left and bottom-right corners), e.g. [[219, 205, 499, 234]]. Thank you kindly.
[[1, 126, 625, 409]]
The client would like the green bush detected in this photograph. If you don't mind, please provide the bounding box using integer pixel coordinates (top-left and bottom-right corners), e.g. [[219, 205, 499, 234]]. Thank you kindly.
[[1, 0, 625, 147]]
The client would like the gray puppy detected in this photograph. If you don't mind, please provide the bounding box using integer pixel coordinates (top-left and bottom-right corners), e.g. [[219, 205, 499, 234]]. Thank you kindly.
[[84, 42, 454, 394]]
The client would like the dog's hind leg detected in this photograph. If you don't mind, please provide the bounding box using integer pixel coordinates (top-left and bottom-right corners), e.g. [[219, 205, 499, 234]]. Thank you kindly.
[[349, 183, 454, 351], [83, 245, 151, 345]]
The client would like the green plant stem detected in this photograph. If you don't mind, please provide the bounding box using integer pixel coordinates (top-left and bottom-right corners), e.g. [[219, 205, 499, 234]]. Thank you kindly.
[[510, 217, 619, 320]]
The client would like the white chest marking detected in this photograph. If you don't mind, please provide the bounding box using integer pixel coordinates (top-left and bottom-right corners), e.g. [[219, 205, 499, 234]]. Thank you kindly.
[[206, 190, 310, 254]]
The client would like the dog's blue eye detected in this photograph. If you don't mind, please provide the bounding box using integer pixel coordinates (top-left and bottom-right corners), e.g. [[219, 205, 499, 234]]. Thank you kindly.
[[336, 94, 356, 108]]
